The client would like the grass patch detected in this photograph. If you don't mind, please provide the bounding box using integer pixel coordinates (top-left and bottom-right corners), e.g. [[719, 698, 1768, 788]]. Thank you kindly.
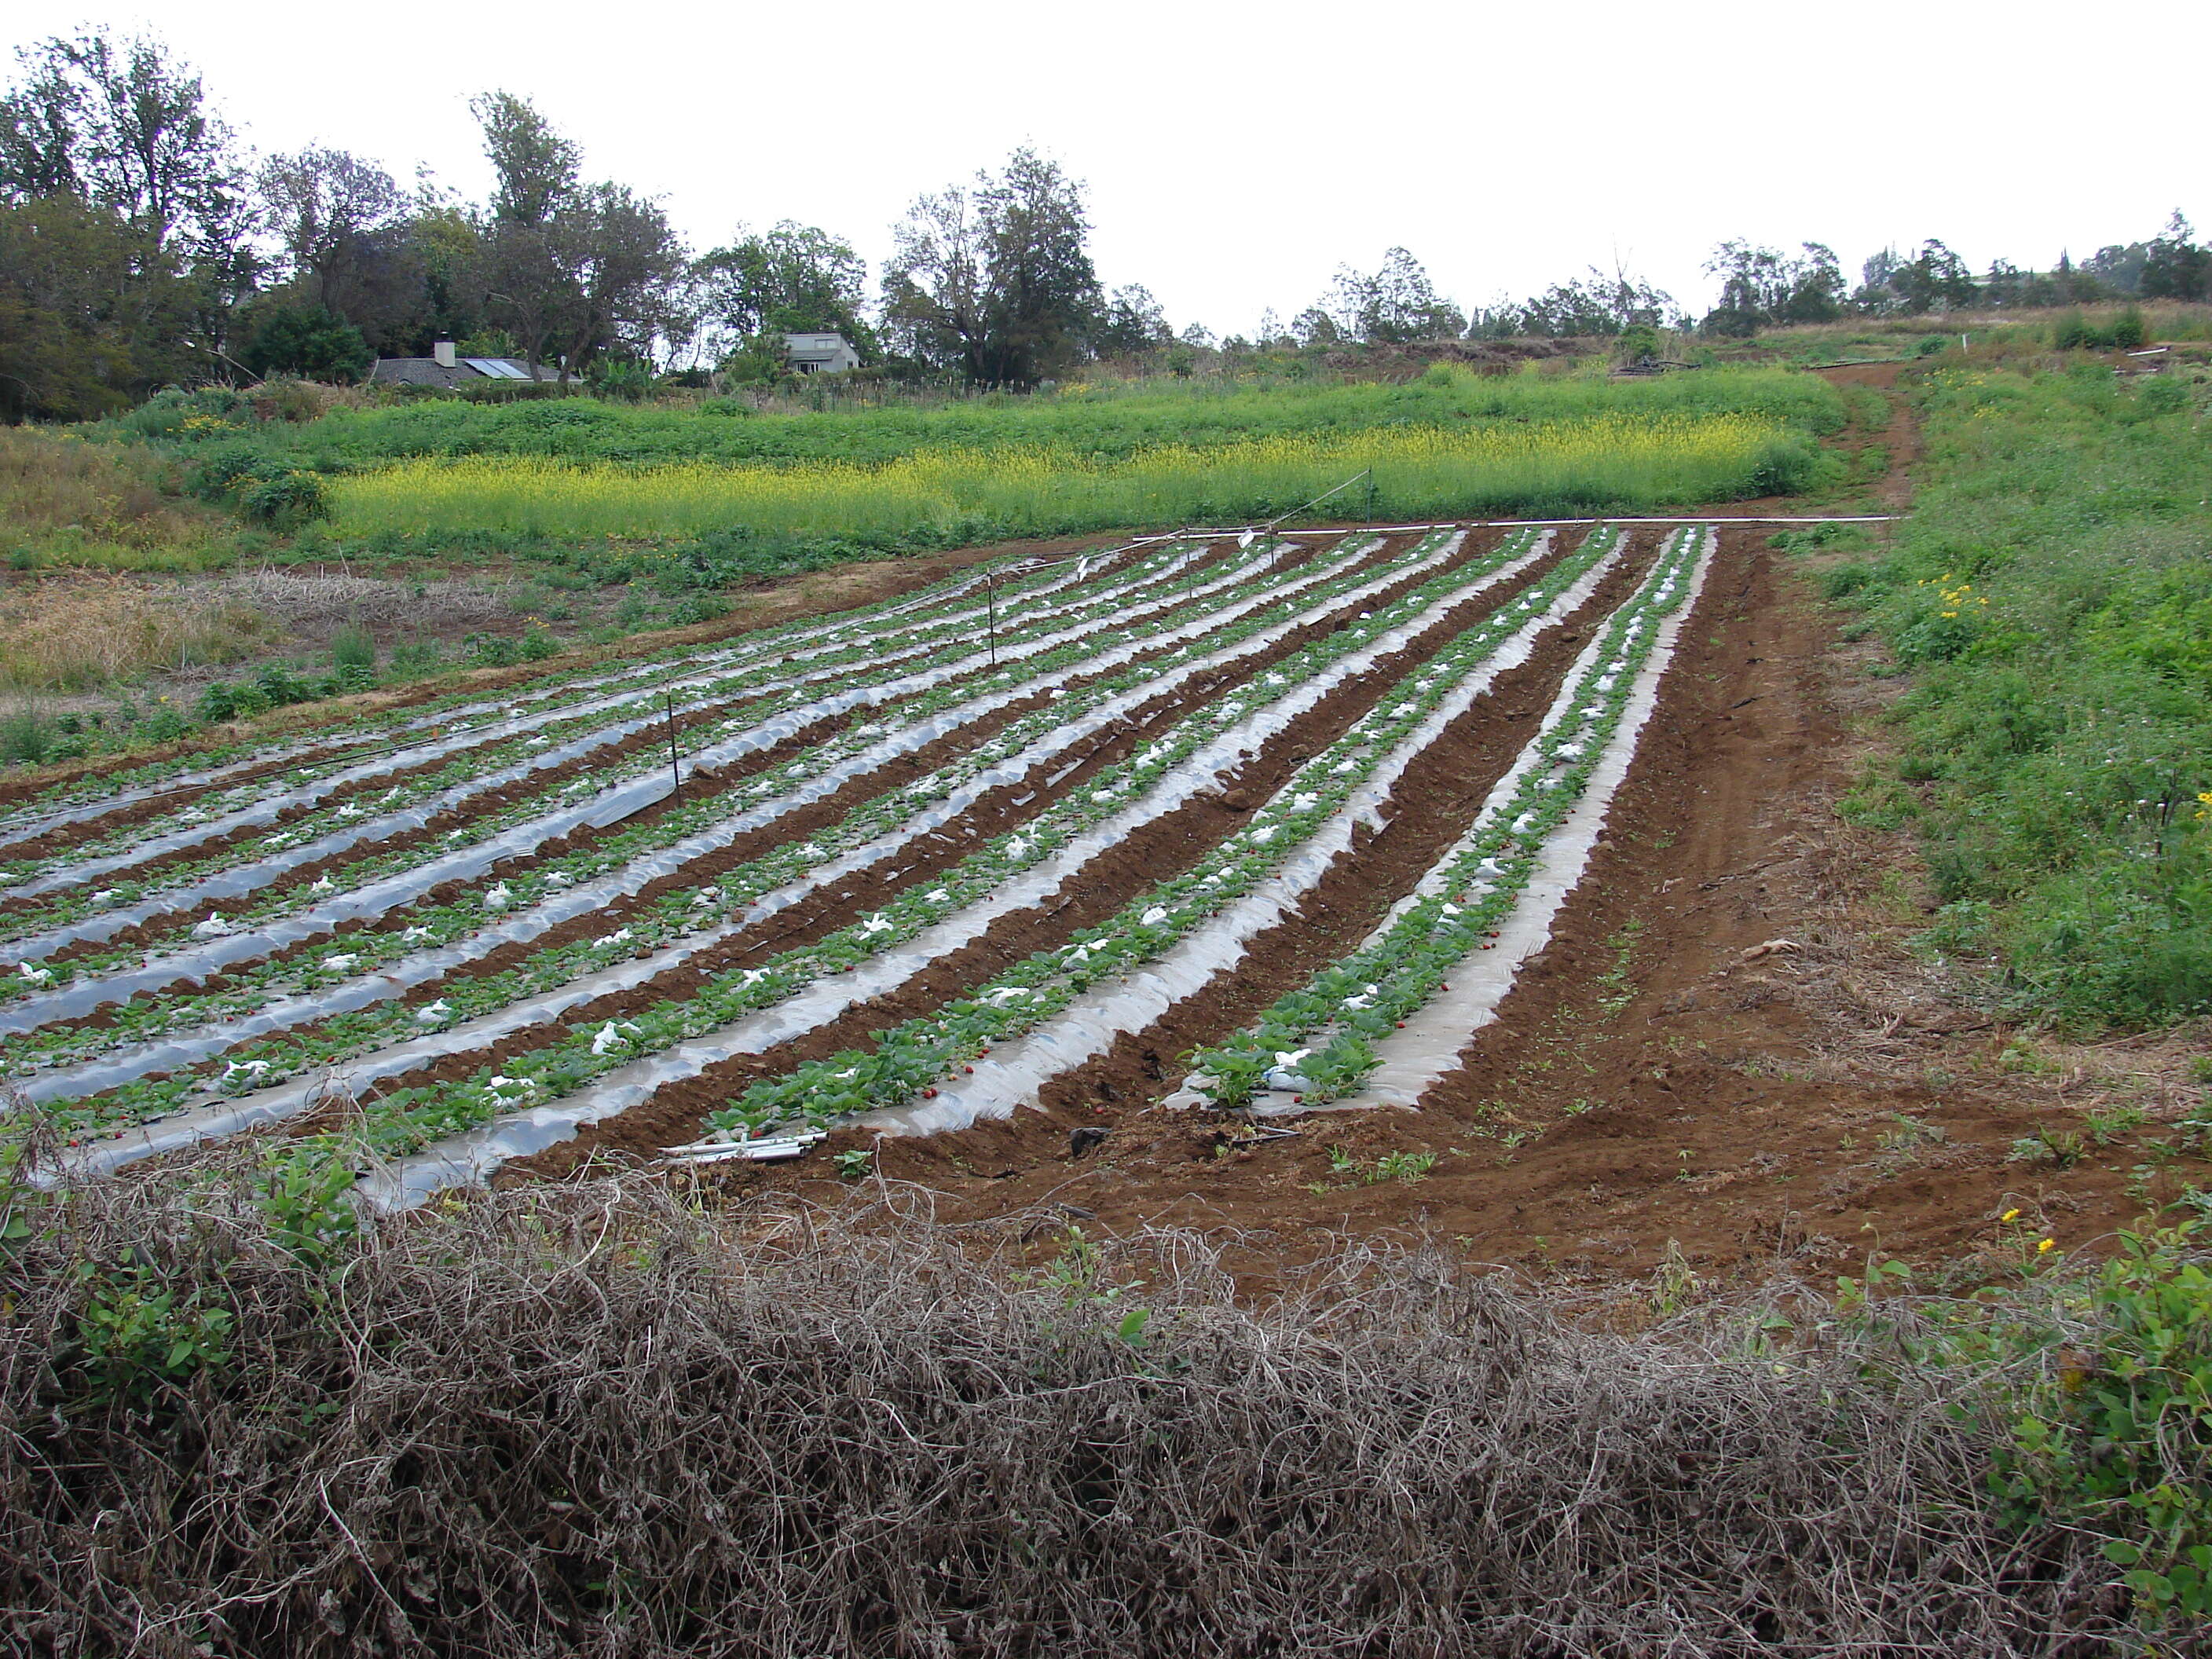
[[1836, 361, 2212, 1027], [0, 424, 229, 571]]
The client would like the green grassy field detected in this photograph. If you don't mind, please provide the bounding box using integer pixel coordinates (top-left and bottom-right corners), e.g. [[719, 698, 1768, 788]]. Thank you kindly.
[[322, 412, 1815, 544], [152, 363, 1842, 552], [1829, 361, 2212, 1027]]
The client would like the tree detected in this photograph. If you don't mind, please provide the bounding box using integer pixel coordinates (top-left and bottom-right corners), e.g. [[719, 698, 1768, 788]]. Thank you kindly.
[[472, 90, 577, 230], [0, 29, 244, 264], [2083, 240, 2148, 296], [256, 146, 405, 320], [1505, 267, 1678, 337], [471, 90, 579, 375], [1320, 248, 1464, 343], [884, 146, 1102, 386], [0, 192, 192, 419], [237, 302, 370, 381], [463, 93, 685, 379], [548, 182, 689, 378], [695, 221, 873, 355], [1701, 240, 1844, 335], [2141, 211, 2211, 302], [1852, 240, 1978, 315], [1090, 284, 1172, 357]]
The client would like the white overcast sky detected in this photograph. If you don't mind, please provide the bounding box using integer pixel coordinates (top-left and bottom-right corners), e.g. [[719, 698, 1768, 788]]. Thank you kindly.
[[9, 0, 2208, 335]]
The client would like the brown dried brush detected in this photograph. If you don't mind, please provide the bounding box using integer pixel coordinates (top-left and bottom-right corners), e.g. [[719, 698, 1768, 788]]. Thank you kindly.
[[0, 1161, 2131, 1657]]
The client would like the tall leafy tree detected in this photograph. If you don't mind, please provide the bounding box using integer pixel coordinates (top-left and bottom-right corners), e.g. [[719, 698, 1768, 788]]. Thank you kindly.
[[2141, 212, 2211, 302], [1320, 248, 1464, 343], [1090, 284, 1173, 356], [1853, 240, 1979, 314], [550, 182, 689, 377], [695, 221, 874, 353], [884, 146, 1102, 386], [256, 146, 405, 320], [1701, 240, 1844, 335], [467, 93, 686, 379], [474, 91, 578, 230], [1501, 267, 1678, 337], [0, 28, 244, 405], [471, 90, 580, 374], [0, 192, 192, 417], [0, 29, 244, 265]]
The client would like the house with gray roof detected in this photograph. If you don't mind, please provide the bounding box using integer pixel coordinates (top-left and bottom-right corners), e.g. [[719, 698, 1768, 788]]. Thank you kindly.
[[783, 332, 862, 374], [368, 341, 570, 388]]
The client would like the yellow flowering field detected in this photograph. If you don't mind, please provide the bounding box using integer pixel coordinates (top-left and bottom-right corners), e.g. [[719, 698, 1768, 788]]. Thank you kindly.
[[326, 414, 1808, 540]]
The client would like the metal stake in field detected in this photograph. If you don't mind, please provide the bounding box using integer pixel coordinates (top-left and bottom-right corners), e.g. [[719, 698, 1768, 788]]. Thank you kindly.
[[663, 687, 682, 799]]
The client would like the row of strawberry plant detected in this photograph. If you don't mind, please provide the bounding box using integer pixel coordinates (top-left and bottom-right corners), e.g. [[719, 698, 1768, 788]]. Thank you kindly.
[[0, 532, 1133, 841], [679, 528, 1632, 1142], [1178, 526, 1712, 1109], [27, 532, 1440, 1117], [0, 534, 1317, 991], [74, 528, 1535, 1162], [0, 535, 1217, 903]]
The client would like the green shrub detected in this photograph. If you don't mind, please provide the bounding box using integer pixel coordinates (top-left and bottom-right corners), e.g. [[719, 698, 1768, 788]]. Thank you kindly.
[[464, 632, 522, 668], [236, 469, 329, 527], [1994, 1223, 2212, 1632], [0, 708, 55, 765], [2053, 313, 2100, 350], [72, 1261, 235, 1404], [2111, 307, 2148, 350], [331, 623, 377, 675]]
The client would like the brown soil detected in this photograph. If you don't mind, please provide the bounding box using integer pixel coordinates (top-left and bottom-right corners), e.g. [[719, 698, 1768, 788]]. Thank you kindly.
[[647, 519, 2208, 1295]]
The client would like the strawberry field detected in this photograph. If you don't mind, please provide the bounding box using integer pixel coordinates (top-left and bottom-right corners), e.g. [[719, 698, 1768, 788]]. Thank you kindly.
[[3, 520, 1723, 1201]]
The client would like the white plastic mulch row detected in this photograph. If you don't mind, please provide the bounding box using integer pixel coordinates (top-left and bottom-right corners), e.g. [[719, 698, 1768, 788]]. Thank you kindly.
[[830, 538, 1638, 1143], [352, 531, 1603, 1203], [1273, 526, 1716, 1115], [0, 547, 1056, 851], [35, 531, 1412, 1108], [0, 533, 1229, 906], [53, 529, 1442, 1163], [0, 533, 1332, 1031]]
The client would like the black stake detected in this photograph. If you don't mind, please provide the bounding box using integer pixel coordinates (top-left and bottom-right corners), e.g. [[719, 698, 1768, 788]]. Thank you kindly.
[[664, 688, 681, 798]]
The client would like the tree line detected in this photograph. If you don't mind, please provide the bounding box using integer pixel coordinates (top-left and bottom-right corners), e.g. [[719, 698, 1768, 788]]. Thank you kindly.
[[5, 26, 2209, 420]]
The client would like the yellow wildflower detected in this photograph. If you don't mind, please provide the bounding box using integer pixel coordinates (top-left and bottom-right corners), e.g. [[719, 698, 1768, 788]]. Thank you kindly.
[[2001, 1208, 2021, 1222], [2038, 1238, 2056, 1254]]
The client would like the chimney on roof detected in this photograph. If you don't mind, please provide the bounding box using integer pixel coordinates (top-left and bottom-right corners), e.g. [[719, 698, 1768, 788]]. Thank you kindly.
[[434, 340, 456, 368]]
